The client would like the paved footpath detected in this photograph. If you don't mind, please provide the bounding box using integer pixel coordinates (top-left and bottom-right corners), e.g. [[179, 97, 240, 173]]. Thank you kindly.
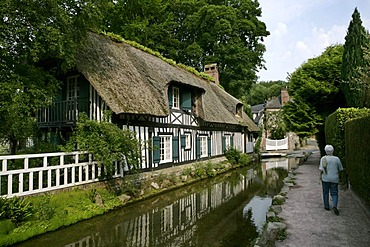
[[276, 147, 370, 247]]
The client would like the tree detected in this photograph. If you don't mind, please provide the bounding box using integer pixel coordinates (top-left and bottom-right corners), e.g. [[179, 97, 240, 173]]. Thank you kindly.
[[341, 8, 370, 107], [0, 0, 103, 154], [102, 0, 269, 99], [283, 45, 345, 152], [248, 80, 287, 106]]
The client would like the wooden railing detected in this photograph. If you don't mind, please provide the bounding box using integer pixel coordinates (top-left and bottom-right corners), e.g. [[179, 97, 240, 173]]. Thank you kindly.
[[37, 99, 89, 127], [0, 152, 123, 198]]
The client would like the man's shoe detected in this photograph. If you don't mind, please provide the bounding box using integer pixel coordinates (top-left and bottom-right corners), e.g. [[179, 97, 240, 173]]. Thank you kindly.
[[333, 207, 339, 215], [324, 207, 330, 211]]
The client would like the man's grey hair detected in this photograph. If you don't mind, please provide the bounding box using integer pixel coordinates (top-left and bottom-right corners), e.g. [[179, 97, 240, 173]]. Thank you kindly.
[[325, 145, 334, 155]]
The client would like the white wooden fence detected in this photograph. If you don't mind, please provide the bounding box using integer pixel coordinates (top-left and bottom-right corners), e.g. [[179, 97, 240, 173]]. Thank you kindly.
[[266, 137, 288, 151], [0, 152, 124, 198]]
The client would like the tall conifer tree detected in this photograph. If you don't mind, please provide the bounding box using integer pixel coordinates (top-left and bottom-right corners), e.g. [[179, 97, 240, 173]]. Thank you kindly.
[[341, 8, 370, 107]]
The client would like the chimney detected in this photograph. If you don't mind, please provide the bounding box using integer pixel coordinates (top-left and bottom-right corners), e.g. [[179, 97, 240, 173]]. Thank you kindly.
[[281, 88, 289, 106], [204, 63, 219, 85]]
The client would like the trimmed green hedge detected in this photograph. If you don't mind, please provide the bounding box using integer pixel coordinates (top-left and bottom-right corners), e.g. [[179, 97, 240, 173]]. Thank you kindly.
[[325, 108, 370, 168], [345, 115, 370, 205]]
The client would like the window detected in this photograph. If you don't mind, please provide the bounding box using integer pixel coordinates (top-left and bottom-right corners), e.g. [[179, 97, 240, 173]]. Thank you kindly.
[[66, 76, 79, 100], [200, 136, 208, 158], [160, 135, 172, 162], [172, 87, 180, 109], [225, 135, 231, 148], [185, 133, 191, 149]]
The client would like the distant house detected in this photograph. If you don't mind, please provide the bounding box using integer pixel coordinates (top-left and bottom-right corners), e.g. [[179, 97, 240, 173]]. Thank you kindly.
[[251, 103, 265, 126], [265, 88, 290, 112], [37, 32, 258, 169]]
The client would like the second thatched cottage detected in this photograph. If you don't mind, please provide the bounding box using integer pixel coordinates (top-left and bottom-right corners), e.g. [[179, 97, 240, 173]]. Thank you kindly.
[[37, 32, 258, 170]]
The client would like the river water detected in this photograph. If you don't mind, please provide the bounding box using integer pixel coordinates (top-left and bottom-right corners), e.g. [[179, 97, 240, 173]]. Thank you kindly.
[[17, 156, 301, 247]]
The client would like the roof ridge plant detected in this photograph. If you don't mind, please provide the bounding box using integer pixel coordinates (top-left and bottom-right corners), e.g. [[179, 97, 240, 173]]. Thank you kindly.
[[98, 31, 216, 83]]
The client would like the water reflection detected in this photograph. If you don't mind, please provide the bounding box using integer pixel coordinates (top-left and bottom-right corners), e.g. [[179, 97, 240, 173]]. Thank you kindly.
[[17, 157, 298, 247]]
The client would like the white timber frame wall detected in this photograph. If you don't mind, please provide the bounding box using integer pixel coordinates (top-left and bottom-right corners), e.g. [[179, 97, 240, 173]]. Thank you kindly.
[[89, 85, 109, 122]]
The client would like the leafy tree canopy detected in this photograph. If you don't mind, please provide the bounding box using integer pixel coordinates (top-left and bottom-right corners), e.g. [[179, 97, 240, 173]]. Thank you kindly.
[[283, 44, 345, 143], [0, 0, 103, 154], [102, 0, 269, 99], [247, 80, 287, 106]]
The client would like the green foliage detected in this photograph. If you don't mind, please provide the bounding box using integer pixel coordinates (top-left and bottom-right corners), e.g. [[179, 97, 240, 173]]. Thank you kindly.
[[248, 80, 287, 106], [102, 0, 269, 99], [193, 163, 207, 178], [0, 0, 104, 154], [0, 197, 33, 225], [265, 111, 286, 140], [341, 8, 370, 107], [87, 188, 98, 203], [121, 173, 145, 198], [325, 107, 370, 167], [225, 147, 251, 167], [64, 114, 141, 176], [0, 220, 15, 236], [225, 147, 242, 165], [345, 115, 370, 205], [205, 162, 217, 177], [272, 196, 285, 205], [254, 126, 263, 153], [33, 195, 55, 221], [285, 44, 345, 152], [283, 99, 321, 138]]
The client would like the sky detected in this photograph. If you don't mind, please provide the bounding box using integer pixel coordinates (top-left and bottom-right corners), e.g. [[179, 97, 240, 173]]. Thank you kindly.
[[257, 0, 370, 82]]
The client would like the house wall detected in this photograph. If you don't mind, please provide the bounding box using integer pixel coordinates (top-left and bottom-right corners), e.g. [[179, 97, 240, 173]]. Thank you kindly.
[[123, 122, 249, 170]]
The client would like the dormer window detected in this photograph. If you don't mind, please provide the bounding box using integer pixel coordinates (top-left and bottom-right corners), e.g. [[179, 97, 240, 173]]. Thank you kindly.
[[173, 87, 180, 109], [236, 104, 243, 117]]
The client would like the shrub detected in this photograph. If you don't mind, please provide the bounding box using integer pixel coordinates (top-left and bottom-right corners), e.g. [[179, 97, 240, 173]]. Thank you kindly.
[[225, 147, 241, 165], [64, 113, 141, 178], [1, 197, 33, 225], [35, 195, 55, 221]]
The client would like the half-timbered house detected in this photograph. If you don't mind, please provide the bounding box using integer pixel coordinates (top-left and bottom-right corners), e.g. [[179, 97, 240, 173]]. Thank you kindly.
[[37, 32, 258, 170]]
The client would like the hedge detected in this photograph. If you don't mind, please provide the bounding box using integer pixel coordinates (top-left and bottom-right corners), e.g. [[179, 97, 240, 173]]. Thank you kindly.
[[345, 115, 370, 205], [325, 107, 370, 168]]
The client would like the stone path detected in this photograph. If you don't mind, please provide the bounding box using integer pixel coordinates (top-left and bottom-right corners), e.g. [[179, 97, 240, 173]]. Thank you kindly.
[[276, 147, 370, 247]]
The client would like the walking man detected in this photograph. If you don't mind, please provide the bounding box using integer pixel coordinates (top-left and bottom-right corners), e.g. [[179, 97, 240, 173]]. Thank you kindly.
[[319, 144, 343, 215]]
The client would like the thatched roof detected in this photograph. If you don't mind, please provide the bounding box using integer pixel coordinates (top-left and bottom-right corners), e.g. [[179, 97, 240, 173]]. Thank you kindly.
[[76, 32, 258, 132]]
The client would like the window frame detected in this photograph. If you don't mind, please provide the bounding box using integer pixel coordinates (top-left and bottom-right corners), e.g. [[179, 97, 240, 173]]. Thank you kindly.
[[199, 135, 208, 158], [172, 87, 180, 109], [225, 135, 231, 149], [184, 132, 191, 150], [66, 75, 80, 100], [160, 135, 172, 162]]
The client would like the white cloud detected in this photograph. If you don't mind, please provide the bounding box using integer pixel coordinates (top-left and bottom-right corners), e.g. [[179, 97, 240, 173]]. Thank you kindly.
[[257, 0, 370, 82], [296, 41, 308, 51], [272, 22, 288, 38]]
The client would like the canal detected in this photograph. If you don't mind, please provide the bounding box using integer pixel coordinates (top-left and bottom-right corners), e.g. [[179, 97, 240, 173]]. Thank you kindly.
[[17, 156, 301, 247]]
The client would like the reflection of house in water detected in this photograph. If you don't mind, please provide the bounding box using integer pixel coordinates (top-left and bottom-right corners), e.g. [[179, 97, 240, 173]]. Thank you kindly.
[[65, 170, 257, 247]]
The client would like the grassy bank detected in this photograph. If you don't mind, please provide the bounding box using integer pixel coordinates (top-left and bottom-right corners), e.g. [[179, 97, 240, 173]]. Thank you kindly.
[[0, 151, 258, 246]]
